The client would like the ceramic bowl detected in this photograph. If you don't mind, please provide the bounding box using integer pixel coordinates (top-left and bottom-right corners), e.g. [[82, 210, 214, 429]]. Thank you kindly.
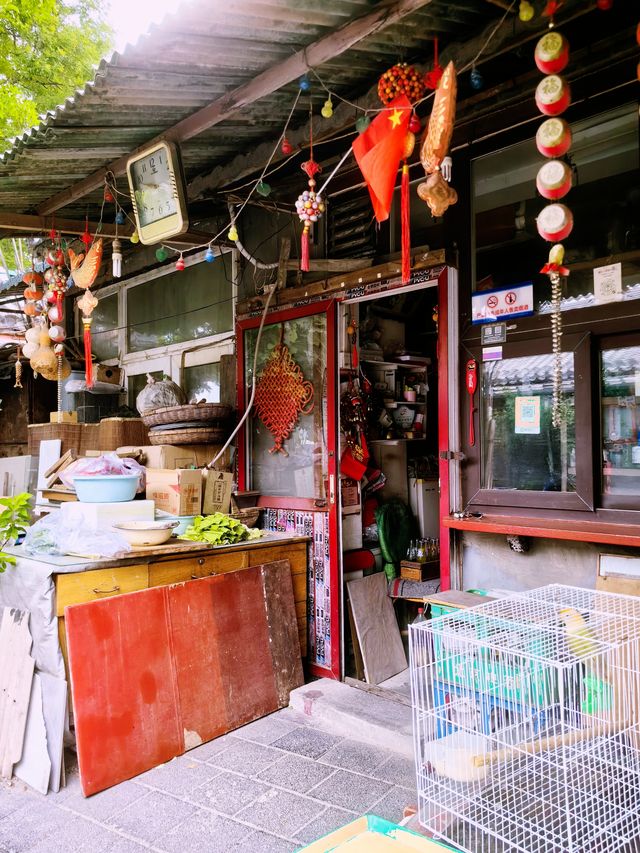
[[112, 520, 179, 547]]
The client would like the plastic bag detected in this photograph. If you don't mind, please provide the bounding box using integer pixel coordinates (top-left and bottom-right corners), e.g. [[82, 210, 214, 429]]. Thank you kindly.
[[60, 452, 146, 492], [23, 513, 131, 559]]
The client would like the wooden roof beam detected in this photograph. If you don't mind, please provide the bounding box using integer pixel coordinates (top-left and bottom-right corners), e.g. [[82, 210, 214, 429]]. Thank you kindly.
[[0, 212, 132, 239], [35, 0, 435, 218]]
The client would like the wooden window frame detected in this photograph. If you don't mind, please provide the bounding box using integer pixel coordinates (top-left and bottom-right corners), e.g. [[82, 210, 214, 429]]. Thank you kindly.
[[462, 332, 594, 512]]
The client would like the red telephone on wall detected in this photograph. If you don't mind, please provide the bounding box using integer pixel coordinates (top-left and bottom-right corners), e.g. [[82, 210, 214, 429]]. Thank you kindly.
[[466, 358, 477, 447]]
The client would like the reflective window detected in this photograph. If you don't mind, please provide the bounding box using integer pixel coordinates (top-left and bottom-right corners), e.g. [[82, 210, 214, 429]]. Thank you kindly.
[[601, 345, 640, 497], [90, 294, 118, 361], [127, 261, 232, 352], [183, 363, 220, 403], [244, 315, 328, 499], [481, 353, 576, 492]]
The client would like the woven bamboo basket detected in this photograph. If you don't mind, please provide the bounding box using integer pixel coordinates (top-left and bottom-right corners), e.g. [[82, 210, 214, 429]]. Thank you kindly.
[[142, 403, 232, 428], [230, 507, 261, 528], [147, 426, 228, 445]]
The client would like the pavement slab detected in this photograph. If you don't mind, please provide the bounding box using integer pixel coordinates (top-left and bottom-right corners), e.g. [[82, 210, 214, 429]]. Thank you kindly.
[[137, 755, 219, 797], [207, 740, 284, 776], [271, 728, 343, 761], [369, 785, 417, 824], [105, 789, 198, 844], [234, 714, 301, 746], [154, 807, 252, 853], [307, 769, 391, 813], [187, 770, 272, 816], [61, 779, 148, 822], [371, 754, 417, 789], [294, 806, 359, 846], [319, 739, 391, 775], [256, 753, 335, 794], [235, 788, 325, 838]]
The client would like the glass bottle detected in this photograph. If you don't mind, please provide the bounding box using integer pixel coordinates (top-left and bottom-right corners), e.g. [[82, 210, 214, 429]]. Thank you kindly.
[[416, 540, 426, 563]]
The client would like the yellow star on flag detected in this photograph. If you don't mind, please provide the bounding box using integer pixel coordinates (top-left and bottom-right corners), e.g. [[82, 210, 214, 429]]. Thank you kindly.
[[388, 108, 403, 129]]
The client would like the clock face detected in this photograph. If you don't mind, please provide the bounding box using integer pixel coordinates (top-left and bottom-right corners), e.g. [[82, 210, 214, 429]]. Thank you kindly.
[[130, 147, 178, 227]]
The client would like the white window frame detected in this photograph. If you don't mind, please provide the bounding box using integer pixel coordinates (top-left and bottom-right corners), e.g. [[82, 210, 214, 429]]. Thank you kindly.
[[75, 248, 237, 397]]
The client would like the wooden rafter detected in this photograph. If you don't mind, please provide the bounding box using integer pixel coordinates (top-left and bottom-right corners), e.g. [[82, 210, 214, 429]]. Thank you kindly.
[[35, 0, 435, 217]]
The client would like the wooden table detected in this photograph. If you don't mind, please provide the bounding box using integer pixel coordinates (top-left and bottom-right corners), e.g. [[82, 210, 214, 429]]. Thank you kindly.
[[4, 534, 309, 692]]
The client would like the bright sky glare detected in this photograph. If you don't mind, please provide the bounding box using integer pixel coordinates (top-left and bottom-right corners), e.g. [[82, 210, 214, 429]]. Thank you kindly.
[[105, 0, 184, 52]]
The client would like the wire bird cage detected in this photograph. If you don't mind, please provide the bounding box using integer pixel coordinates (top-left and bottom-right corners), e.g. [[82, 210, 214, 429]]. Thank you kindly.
[[409, 584, 640, 853]]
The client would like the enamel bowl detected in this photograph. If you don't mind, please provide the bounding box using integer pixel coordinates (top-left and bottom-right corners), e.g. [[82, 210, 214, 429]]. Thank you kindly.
[[112, 520, 179, 547]]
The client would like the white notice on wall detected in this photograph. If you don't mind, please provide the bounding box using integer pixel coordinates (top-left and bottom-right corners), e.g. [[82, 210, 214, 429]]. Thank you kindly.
[[593, 262, 622, 304], [515, 396, 541, 435]]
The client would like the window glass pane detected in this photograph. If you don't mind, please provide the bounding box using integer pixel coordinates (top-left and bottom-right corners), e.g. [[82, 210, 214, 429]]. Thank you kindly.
[[601, 345, 640, 496], [473, 105, 639, 311], [127, 259, 233, 352], [183, 363, 220, 403], [481, 353, 576, 491], [244, 315, 328, 499], [128, 370, 164, 409], [90, 294, 118, 361]]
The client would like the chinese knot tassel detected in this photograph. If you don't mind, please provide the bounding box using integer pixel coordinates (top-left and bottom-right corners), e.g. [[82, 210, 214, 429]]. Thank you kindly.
[[401, 162, 411, 284], [301, 223, 310, 272], [83, 317, 93, 388]]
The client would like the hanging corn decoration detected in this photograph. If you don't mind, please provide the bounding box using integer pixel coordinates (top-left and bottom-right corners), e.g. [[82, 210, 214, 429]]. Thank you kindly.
[[14, 348, 22, 389]]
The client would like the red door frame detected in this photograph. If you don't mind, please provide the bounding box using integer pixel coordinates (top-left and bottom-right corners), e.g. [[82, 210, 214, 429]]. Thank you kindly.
[[437, 266, 452, 592], [236, 299, 341, 679]]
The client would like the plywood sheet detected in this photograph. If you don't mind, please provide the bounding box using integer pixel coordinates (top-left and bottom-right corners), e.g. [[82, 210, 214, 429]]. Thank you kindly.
[[65, 587, 183, 796], [14, 674, 50, 794], [347, 573, 407, 685], [66, 561, 303, 796], [40, 673, 67, 793], [0, 607, 35, 778]]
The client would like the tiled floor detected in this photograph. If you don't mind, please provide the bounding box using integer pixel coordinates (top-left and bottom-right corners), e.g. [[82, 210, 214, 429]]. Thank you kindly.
[[0, 708, 418, 853]]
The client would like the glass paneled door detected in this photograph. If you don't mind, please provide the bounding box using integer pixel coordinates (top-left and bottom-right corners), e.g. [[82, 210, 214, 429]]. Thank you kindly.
[[236, 301, 340, 679]]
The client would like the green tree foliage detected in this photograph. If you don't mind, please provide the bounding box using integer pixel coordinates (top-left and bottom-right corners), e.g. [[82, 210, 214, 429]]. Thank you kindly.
[[0, 0, 113, 151]]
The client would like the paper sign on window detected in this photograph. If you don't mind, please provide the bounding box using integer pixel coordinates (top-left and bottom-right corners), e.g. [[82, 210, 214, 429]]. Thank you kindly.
[[515, 396, 541, 435], [593, 262, 622, 304]]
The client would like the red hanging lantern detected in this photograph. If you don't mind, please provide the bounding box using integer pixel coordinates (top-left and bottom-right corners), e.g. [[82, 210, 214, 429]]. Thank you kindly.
[[535, 75, 571, 116], [536, 117, 572, 158], [281, 138, 293, 155], [536, 160, 572, 200]]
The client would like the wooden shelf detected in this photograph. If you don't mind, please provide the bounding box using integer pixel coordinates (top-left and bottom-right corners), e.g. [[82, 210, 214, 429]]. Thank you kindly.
[[361, 359, 429, 370], [443, 513, 640, 548]]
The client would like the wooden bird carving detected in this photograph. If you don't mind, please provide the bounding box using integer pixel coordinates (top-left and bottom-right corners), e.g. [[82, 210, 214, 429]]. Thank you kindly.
[[68, 238, 103, 290], [418, 62, 458, 217]]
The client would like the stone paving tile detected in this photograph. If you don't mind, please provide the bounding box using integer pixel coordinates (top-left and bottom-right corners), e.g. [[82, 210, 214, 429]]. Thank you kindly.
[[294, 806, 358, 846], [235, 788, 325, 838], [208, 740, 283, 776], [106, 789, 197, 844], [369, 785, 418, 824], [155, 807, 251, 853], [371, 754, 417, 789], [319, 739, 391, 775], [182, 733, 239, 763], [233, 830, 296, 852], [256, 753, 335, 795], [0, 784, 35, 820], [187, 770, 272, 816], [234, 714, 301, 746], [61, 779, 148, 821], [137, 755, 219, 797], [271, 727, 342, 761], [26, 818, 146, 853], [307, 769, 391, 814], [0, 799, 71, 852]]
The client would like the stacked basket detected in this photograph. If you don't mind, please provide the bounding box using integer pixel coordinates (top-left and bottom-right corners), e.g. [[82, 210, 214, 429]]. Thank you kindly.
[[142, 403, 233, 446]]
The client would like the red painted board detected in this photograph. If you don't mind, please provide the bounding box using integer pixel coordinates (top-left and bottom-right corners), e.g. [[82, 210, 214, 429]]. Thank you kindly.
[[65, 586, 182, 797], [169, 567, 280, 747]]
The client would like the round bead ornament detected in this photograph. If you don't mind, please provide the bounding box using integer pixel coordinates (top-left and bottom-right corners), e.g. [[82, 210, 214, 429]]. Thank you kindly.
[[470, 67, 484, 91], [377, 63, 425, 106], [104, 186, 115, 203], [115, 209, 126, 225], [299, 75, 311, 92], [535, 75, 571, 116], [53, 343, 65, 357], [130, 231, 140, 244], [408, 113, 422, 134], [535, 31, 570, 74], [205, 247, 216, 263], [155, 247, 168, 262], [536, 117, 572, 158], [175, 254, 185, 271], [256, 180, 271, 197], [281, 138, 293, 155], [355, 114, 371, 133], [537, 203, 574, 242], [48, 304, 63, 324], [536, 160, 572, 200], [228, 225, 239, 242], [321, 98, 333, 119], [48, 325, 66, 343]]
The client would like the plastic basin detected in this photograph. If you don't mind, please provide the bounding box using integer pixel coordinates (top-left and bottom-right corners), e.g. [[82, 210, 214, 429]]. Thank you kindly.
[[113, 520, 179, 547], [73, 474, 139, 503]]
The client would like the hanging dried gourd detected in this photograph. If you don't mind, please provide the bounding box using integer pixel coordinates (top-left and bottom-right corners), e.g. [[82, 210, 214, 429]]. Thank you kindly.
[[417, 61, 458, 217], [253, 326, 314, 456]]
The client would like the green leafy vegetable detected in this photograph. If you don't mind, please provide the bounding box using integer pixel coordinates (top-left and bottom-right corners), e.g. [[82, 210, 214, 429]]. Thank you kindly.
[[0, 492, 32, 573], [178, 513, 262, 546]]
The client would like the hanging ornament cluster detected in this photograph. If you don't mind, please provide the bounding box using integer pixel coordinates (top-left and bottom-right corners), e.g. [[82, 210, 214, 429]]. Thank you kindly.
[[295, 102, 324, 272], [418, 61, 459, 219], [424, 38, 444, 91], [69, 235, 103, 388], [534, 29, 573, 429], [377, 62, 425, 106]]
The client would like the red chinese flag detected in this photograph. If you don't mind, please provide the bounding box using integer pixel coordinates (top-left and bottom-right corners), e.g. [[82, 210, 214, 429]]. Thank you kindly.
[[352, 94, 412, 223]]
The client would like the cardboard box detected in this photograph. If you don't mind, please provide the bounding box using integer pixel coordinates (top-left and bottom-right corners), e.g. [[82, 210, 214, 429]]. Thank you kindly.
[[202, 470, 233, 515], [60, 500, 154, 530], [117, 444, 233, 471], [146, 469, 202, 516], [50, 411, 78, 424], [94, 364, 123, 386], [342, 513, 363, 551]]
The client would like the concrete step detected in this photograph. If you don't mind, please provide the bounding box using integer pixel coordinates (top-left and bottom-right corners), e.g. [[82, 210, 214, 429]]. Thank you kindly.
[[289, 677, 414, 758]]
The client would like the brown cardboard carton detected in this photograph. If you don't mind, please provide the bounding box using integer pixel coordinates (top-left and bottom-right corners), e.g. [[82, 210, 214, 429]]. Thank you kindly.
[[202, 470, 234, 515], [117, 444, 233, 471], [146, 468, 202, 516]]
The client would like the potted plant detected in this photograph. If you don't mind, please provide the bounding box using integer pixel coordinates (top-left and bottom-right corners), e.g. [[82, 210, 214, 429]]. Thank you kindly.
[[0, 493, 32, 573]]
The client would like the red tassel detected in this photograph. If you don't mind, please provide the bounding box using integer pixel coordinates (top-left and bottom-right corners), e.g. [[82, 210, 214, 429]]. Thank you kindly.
[[301, 225, 310, 272], [401, 162, 411, 284], [55, 289, 63, 322], [83, 320, 93, 388]]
